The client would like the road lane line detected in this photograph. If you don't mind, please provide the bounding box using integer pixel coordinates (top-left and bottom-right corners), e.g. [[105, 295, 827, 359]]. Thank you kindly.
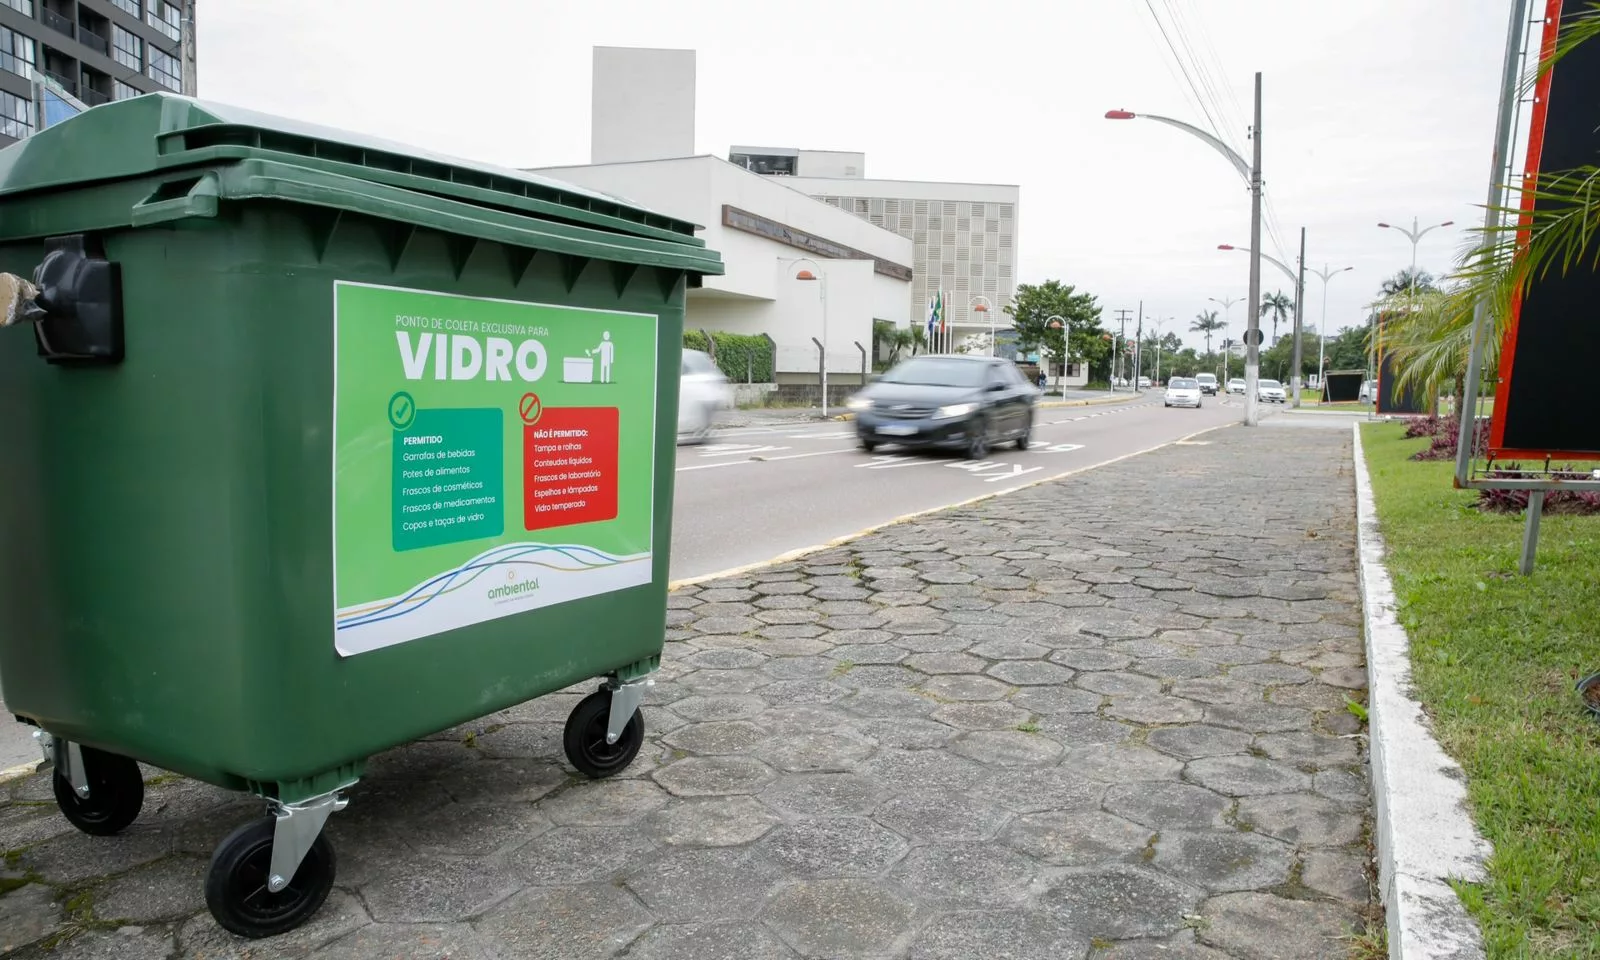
[[676, 446, 858, 472], [669, 419, 1240, 590]]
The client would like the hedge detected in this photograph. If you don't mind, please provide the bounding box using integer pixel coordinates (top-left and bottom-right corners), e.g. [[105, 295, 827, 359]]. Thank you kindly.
[[683, 330, 774, 383]]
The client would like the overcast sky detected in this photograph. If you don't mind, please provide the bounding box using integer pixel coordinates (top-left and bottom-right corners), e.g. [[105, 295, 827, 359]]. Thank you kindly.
[[200, 0, 1515, 350]]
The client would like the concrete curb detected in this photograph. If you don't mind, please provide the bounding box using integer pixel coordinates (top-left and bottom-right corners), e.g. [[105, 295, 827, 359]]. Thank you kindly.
[[1351, 422, 1492, 960], [669, 419, 1237, 591], [0, 757, 39, 784]]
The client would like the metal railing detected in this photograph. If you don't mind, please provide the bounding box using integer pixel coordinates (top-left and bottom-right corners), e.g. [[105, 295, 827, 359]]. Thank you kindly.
[[77, 25, 109, 56], [79, 86, 109, 106], [39, 7, 75, 40]]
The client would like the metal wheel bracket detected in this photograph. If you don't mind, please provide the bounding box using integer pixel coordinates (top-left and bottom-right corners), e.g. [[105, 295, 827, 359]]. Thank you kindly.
[[43, 735, 91, 799], [603, 675, 651, 745], [267, 791, 347, 893]]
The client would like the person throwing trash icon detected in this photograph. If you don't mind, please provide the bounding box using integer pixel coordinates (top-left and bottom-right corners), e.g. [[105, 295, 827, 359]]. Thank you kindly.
[[586, 331, 616, 383]]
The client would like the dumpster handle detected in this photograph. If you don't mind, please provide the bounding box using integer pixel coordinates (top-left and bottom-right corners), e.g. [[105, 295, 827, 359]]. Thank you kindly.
[[131, 173, 221, 227]]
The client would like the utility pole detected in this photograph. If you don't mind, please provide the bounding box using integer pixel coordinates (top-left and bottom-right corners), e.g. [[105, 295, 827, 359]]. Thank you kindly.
[[1291, 226, 1307, 408], [1243, 72, 1264, 427], [1133, 301, 1143, 390], [1112, 309, 1133, 392], [180, 0, 198, 96]]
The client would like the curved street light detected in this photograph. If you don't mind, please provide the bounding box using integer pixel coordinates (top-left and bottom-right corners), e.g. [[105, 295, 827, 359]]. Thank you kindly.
[[1308, 265, 1354, 392], [1209, 296, 1242, 381], [787, 257, 830, 419], [1107, 74, 1266, 427], [1376, 217, 1454, 411]]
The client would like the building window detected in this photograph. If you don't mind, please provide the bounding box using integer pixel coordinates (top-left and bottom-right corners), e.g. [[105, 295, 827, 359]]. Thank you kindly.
[[1, 0, 31, 15], [110, 0, 140, 15], [114, 79, 141, 100], [147, 1, 180, 41], [112, 25, 142, 71], [1, 90, 33, 140], [147, 47, 179, 90], [0, 26, 34, 78]]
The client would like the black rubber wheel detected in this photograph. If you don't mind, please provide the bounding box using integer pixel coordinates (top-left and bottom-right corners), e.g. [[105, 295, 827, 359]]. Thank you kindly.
[[965, 419, 989, 461], [860, 437, 878, 452], [564, 690, 645, 779], [1015, 416, 1032, 451], [205, 817, 336, 940], [53, 746, 144, 837]]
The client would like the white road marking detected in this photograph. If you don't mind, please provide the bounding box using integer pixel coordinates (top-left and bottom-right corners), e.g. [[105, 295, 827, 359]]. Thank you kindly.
[[856, 455, 943, 470], [698, 444, 791, 458], [983, 464, 1046, 482]]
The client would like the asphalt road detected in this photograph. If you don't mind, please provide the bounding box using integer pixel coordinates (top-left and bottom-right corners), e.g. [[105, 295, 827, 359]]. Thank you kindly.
[[670, 393, 1253, 581]]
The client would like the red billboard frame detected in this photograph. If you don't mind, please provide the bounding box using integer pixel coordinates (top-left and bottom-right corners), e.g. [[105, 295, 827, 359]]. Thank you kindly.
[[1487, 0, 1599, 461]]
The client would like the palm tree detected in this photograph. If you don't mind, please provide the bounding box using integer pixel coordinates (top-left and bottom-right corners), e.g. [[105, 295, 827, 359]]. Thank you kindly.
[[1260, 291, 1293, 345], [1189, 310, 1225, 357]]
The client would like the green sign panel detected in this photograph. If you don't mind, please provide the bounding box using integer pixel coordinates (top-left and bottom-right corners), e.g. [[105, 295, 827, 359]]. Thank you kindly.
[[333, 281, 658, 657]]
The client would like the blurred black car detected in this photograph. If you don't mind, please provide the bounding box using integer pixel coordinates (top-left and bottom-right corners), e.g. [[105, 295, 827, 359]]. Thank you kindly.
[[847, 355, 1038, 460]]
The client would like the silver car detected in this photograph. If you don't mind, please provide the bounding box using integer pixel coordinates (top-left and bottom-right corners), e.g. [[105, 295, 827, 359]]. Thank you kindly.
[[1257, 378, 1287, 403], [678, 349, 734, 443], [1164, 377, 1203, 408]]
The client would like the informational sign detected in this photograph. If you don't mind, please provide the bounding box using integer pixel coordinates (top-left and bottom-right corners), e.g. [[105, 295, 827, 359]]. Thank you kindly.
[[332, 281, 657, 656], [1489, 0, 1600, 460]]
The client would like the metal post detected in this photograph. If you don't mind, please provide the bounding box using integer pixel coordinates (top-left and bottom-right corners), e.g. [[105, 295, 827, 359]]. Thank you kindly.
[[1457, 0, 1531, 487], [1291, 227, 1307, 408], [819, 274, 830, 418], [1520, 490, 1545, 576], [855, 340, 867, 385], [1318, 268, 1330, 394], [180, 0, 198, 96], [1244, 72, 1264, 427], [811, 337, 825, 411], [1134, 301, 1143, 390]]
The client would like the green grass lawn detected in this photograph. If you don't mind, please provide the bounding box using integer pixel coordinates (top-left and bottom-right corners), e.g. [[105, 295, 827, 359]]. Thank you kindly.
[[1362, 423, 1600, 957]]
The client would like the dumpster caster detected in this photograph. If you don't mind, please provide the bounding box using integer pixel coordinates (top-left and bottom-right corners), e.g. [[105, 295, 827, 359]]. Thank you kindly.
[[564, 686, 646, 779], [205, 797, 342, 939], [50, 741, 143, 837]]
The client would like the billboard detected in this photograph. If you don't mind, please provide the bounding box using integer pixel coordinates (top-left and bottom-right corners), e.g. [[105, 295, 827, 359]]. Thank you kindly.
[[1489, 0, 1600, 460], [30, 74, 88, 132]]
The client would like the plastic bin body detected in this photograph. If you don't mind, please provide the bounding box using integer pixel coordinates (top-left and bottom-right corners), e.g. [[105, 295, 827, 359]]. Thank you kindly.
[[0, 95, 721, 801]]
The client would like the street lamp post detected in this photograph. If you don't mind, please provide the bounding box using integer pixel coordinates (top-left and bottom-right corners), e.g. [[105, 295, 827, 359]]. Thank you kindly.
[[1108, 70, 1266, 426], [1209, 296, 1241, 382], [1218, 241, 1300, 398], [1377, 216, 1454, 412], [971, 296, 995, 356], [1045, 314, 1067, 395], [1309, 265, 1354, 396], [789, 258, 830, 419]]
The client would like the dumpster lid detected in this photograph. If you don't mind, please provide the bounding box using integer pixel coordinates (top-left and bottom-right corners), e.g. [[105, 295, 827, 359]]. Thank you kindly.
[[0, 93, 710, 251]]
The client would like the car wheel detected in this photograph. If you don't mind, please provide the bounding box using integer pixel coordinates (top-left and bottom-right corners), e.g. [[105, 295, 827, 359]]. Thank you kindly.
[[860, 437, 877, 452], [965, 418, 989, 461], [1015, 415, 1032, 451], [1164, 402, 1170, 407]]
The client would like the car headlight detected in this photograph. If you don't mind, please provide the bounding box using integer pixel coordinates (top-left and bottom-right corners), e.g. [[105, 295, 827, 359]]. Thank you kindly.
[[934, 402, 978, 420], [846, 396, 873, 411]]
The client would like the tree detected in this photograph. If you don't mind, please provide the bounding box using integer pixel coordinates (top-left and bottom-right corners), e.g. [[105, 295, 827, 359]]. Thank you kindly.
[[1380, 267, 1437, 298], [872, 321, 924, 368], [1005, 279, 1109, 376], [1189, 310, 1226, 357], [1260, 290, 1294, 345], [1323, 325, 1370, 372]]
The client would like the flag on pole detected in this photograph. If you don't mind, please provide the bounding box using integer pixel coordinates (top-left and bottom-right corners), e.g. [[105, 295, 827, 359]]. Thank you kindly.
[[925, 290, 940, 344]]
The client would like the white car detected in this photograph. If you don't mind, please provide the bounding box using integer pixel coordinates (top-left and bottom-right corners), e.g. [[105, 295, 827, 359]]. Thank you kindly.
[[678, 349, 733, 443], [1257, 378, 1287, 403], [1358, 379, 1376, 402], [1164, 377, 1203, 408], [1195, 373, 1219, 395], [1226, 378, 1246, 395], [1137, 376, 1152, 390]]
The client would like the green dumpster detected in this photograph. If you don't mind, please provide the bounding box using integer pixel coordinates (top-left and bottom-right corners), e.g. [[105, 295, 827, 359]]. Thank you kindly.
[[0, 93, 722, 937]]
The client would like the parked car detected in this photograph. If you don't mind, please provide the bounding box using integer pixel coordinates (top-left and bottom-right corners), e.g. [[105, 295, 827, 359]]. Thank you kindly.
[[1194, 373, 1219, 395], [1164, 377, 1203, 409], [1358, 379, 1376, 402], [1257, 378, 1287, 403], [1137, 376, 1152, 390], [678, 349, 733, 444], [1227, 377, 1246, 395], [848, 354, 1037, 460]]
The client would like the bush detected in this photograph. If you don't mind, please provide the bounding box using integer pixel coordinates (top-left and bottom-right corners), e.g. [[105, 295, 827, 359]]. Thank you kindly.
[[1409, 415, 1488, 461], [682, 331, 774, 383]]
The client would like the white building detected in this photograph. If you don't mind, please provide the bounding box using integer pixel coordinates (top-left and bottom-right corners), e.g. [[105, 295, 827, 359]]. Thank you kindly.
[[730, 147, 1021, 342], [532, 155, 913, 389], [590, 47, 696, 165]]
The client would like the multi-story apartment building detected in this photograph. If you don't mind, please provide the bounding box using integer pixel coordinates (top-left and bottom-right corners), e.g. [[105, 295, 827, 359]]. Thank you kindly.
[[0, 0, 186, 148]]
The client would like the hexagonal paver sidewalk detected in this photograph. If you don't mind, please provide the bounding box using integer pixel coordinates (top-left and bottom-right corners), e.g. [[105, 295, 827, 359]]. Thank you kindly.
[[0, 424, 1374, 958]]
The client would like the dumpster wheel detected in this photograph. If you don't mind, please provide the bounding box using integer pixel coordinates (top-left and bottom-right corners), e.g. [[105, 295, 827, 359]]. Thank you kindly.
[[52, 745, 144, 837], [205, 817, 336, 939], [564, 689, 646, 778]]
